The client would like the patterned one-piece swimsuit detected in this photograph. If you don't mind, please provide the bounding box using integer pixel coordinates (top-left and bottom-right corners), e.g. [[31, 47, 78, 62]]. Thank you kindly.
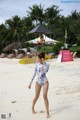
[[32, 62, 49, 86]]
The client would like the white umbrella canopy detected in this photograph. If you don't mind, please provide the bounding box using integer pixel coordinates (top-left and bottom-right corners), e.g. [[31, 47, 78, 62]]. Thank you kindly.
[[26, 34, 58, 44], [28, 38, 39, 44]]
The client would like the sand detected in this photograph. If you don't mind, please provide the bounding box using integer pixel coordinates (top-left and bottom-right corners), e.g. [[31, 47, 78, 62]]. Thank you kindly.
[[0, 58, 80, 120]]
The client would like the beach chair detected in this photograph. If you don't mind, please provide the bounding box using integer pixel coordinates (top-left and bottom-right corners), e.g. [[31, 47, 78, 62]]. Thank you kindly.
[[71, 52, 73, 55], [13, 49, 18, 56], [7, 54, 15, 59], [25, 52, 34, 58], [16, 48, 27, 59], [16, 54, 25, 59], [0, 53, 7, 58], [72, 52, 77, 58]]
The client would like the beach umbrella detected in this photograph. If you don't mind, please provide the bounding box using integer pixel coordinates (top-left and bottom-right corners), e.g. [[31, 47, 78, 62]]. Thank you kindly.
[[29, 24, 52, 34], [3, 42, 21, 52], [26, 34, 58, 44]]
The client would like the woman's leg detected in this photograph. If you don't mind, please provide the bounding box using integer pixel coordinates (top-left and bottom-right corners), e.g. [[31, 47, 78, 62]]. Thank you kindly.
[[32, 82, 41, 114], [43, 81, 50, 118]]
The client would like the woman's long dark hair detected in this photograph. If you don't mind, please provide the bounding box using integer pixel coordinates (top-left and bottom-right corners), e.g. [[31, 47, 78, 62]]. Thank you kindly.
[[38, 52, 45, 59]]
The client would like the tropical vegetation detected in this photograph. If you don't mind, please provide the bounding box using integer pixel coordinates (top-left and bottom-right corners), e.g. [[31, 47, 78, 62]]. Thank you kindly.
[[0, 4, 80, 53]]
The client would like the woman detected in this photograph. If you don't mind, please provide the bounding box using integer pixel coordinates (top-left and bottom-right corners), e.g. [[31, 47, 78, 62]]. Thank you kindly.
[[28, 52, 50, 118]]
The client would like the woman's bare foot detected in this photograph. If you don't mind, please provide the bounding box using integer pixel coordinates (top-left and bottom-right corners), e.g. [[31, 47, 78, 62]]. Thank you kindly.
[[32, 109, 37, 114], [46, 113, 50, 118]]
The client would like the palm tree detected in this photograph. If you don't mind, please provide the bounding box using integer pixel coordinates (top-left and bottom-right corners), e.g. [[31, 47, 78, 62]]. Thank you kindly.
[[45, 5, 60, 18], [0, 24, 7, 50], [66, 11, 80, 45], [44, 5, 61, 39], [27, 4, 45, 25], [20, 17, 33, 44], [5, 15, 23, 43], [22, 17, 33, 33]]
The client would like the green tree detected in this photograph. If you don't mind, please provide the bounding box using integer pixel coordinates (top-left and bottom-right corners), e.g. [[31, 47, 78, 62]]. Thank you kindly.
[[44, 5, 62, 40], [5, 15, 23, 43], [0, 24, 7, 51], [0, 5, 80, 53], [21, 17, 33, 46], [67, 11, 80, 45], [27, 4, 44, 25]]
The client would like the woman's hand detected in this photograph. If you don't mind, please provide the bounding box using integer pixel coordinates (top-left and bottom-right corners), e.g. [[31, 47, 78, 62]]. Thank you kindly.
[[28, 82, 32, 89]]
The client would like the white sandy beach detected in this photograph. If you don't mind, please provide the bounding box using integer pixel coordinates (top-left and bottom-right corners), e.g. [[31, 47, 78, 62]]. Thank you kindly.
[[0, 58, 80, 120]]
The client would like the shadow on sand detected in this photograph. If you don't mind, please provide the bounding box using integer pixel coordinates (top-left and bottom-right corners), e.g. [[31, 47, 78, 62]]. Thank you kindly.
[[50, 105, 73, 116]]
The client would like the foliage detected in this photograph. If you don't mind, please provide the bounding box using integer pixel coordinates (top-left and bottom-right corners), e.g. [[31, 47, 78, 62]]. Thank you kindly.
[[53, 42, 64, 54], [27, 4, 44, 25], [0, 4, 80, 53], [37, 43, 64, 54], [37, 45, 53, 53], [22, 42, 34, 48], [69, 46, 80, 52]]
